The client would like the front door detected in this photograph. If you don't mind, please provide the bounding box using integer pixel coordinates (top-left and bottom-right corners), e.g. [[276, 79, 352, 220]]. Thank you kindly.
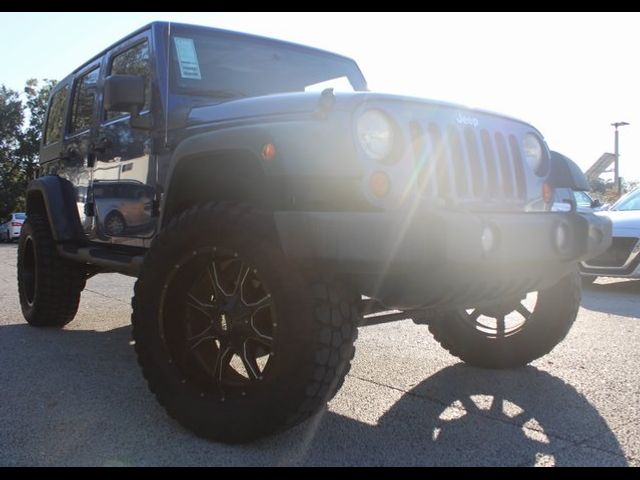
[[91, 33, 156, 245]]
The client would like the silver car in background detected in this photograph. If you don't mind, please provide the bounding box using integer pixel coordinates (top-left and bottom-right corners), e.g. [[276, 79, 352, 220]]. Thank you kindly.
[[581, 188, 640, 283], [0, 212, 26, 242]]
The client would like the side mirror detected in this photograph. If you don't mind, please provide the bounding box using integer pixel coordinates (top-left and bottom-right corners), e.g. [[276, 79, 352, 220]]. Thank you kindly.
[[591, 199, 602, 208], [104, 75, 145, 115]]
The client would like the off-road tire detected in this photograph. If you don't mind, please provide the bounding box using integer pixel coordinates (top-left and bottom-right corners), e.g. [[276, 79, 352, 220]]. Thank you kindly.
[[131, 202, 362, 443], [429, 270, 581, 369], [17, 214, 87, 327]]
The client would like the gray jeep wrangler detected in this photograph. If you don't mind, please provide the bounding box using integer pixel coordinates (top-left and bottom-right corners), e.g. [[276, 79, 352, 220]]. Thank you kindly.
[[18, 22, 611, 443]]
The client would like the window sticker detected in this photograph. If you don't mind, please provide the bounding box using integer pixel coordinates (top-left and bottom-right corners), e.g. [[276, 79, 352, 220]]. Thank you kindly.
[[174, 37, 202, 80]]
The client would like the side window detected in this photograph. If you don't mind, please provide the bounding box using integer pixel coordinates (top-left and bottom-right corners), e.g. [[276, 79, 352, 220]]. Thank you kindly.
[[573, 191, 591, 208], [106, 40, 151, 120], [70, 68, 99, 134], [44, 85, 69, 145]]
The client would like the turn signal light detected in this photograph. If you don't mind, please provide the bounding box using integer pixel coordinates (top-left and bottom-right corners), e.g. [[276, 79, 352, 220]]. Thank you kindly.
[[262, 143, 276, 161], [369, 171, 391, 197], [542, 182, 554, 204]]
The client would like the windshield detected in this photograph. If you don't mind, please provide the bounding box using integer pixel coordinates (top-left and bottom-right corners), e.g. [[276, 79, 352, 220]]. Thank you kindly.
[[169, 28, 367, 99], [612, 189, 640, 211], [14, 213, 26, 220]]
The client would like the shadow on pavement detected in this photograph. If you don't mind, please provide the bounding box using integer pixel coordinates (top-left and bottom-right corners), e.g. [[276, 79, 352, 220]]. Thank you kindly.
[[0, 323, 627, 466], [581, 278, 640, 319]]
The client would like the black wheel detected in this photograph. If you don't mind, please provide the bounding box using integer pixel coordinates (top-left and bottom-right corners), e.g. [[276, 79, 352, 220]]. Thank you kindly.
[[104, 210, 126, 236], [429, 270, 581, 369], [132, 202, 362, 443], [17, 214, 87, 327]]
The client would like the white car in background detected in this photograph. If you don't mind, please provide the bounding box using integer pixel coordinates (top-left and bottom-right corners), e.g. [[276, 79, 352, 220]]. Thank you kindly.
[[581, 188, 640, 283], [0, 212, 26, 242]]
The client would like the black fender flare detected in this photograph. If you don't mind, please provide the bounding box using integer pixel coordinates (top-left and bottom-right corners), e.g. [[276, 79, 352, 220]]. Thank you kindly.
[[159, 126, 271, 228], [159, 117, 362, 227], [548, 151, 590, 191], [26, 175, 84, 242]]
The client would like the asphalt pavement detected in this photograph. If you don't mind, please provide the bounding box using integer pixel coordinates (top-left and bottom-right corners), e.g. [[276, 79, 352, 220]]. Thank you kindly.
[[0, 242, 638, 466]]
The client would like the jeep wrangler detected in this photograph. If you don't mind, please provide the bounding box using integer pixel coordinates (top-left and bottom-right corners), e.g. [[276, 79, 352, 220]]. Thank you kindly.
[[18, 22, 611, 443]]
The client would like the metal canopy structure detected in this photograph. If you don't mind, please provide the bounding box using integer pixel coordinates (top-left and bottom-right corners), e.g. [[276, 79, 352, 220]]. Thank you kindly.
[[585, 152, 616, 181]]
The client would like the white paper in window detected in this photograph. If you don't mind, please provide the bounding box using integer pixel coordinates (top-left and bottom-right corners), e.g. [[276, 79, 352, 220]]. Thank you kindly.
[[174, 37, 202, 80]]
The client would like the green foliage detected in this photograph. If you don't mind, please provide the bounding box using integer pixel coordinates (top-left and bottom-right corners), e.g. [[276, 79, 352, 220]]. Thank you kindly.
[[0, 79, 56, 219], [589, 177, 610, 195], [588, 176, 639, 205]]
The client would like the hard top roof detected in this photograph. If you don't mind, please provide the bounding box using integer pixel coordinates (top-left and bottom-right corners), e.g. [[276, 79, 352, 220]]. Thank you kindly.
[[63, 21, 356, 81]]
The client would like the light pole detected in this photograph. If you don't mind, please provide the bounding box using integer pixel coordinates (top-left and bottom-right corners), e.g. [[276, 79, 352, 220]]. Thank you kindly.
[[612, 121, 630, 195]]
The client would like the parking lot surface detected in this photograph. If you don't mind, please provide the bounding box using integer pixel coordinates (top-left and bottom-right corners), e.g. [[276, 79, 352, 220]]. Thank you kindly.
[[0, 243, 638, 466]]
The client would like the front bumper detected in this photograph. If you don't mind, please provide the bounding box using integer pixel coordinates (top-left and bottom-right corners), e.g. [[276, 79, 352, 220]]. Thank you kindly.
[[274, 209, 612, 308], [581, 236, 640, 278]]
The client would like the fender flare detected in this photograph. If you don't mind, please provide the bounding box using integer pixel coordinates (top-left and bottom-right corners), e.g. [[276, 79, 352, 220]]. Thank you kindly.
[[548, 151, 590, 191], [26, 175, 84, 242]]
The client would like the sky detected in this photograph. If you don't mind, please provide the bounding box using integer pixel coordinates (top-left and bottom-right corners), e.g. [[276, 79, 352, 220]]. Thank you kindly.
[[1, 12, 639, 181]]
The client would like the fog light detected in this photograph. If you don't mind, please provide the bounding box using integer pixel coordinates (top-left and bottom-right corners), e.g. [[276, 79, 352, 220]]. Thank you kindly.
[[481, 226, 496, 253], [555, 223, 569, 251]]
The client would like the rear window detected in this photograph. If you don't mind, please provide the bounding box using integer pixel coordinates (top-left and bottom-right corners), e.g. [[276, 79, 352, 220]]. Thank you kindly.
[[14, 213, 26, 220], [44, 85, 69, 144]]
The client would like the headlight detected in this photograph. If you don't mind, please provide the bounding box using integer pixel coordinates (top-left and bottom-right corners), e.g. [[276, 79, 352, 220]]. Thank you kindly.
[[357, 109, 394, 161], [522, 133, 544, 175]]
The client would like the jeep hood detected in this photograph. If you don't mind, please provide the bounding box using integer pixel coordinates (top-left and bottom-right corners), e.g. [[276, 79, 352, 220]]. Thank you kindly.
[[186, 92, 538, 131]]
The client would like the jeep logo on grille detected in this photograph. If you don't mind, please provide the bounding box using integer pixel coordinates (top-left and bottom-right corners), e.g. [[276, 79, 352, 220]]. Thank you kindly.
[[456, 113, 479, 127]]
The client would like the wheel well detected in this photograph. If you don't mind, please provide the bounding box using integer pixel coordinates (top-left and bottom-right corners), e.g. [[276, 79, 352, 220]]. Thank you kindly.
[[161, 150, 279, 227]]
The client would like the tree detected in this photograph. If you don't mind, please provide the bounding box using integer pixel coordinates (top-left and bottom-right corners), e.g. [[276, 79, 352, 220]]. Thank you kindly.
[[0, 79, 56, 219], [0, 85, 26, 218]]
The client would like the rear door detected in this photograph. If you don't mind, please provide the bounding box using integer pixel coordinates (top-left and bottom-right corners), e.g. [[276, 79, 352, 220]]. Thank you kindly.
[[64, 62, 101, 234]]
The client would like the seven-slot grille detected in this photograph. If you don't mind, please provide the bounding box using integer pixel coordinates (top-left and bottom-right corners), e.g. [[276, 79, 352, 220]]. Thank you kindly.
[[410, 121, 527, 202]]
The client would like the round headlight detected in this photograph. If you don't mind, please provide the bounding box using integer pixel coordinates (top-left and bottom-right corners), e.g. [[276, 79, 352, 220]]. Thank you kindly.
[[522, 133, 544, 174], [357, 110, 394, 161]]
